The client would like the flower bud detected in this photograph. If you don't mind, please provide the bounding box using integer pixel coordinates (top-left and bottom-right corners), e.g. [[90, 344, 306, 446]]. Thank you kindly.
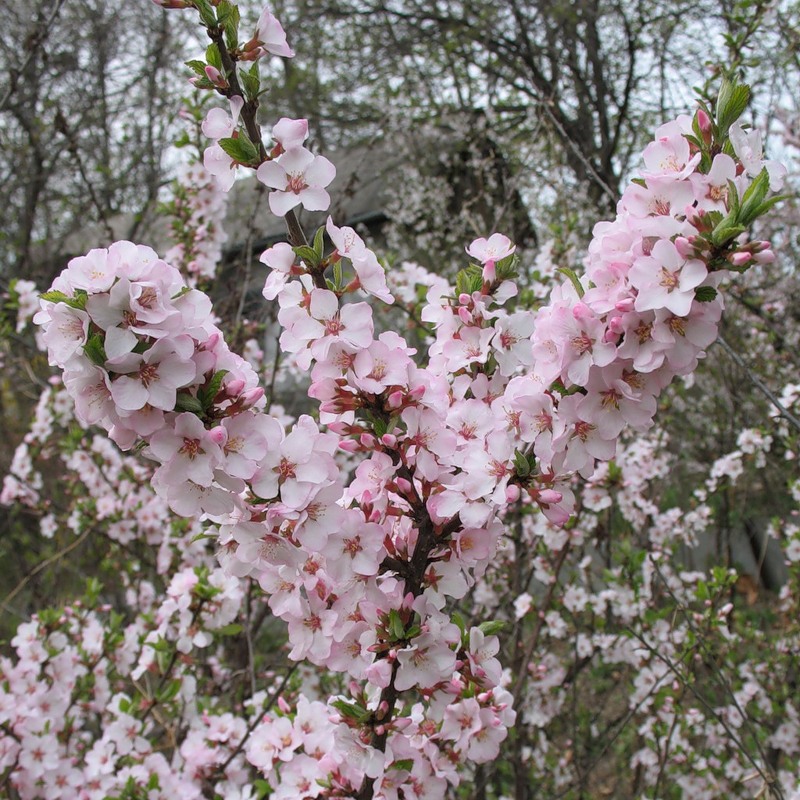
[[240, 387, 264, 409], [225, 378, 246, 397], [208, 426, 227, 446]]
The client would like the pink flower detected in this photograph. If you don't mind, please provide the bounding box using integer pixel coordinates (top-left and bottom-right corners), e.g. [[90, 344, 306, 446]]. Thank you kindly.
[[394, 633, 456, 691], [272, 117, 308, 150], [466, 233, 515, 281], [149, 412, 224, 487], [249, 7, 294, 59], [108, 336, 197, 412], [261, 242, 297, 300], [256, 147, 336, 217], [629, 239, 707, 317], [201, 97, 244, 141]]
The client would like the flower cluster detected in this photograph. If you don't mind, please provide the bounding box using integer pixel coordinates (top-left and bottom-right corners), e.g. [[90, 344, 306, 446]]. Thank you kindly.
[[28, 1, 791, 796], [164, 161, 229, 285]]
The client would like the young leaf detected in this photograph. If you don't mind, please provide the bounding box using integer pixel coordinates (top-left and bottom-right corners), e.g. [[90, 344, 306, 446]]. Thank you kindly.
[[312, 225, 326, 260], [557, 266, 585, 298], [293, 244, 321, 268], [175, 392, 204, 414], [205, 42, 223, 71], [83, 334, 107, 367], [694, 286, 718, 302], [218, 136, 260, 166]]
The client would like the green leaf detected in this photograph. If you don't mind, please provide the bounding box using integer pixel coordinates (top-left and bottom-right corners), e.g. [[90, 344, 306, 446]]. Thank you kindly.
[[205, 42, 223, 71], [83, 333, 107, 367], [388, 609, 406, 641], [557, 266, 585, 298], [312, 225, 325, 260], [737, 169, 771, 227], [293, 245, 321, 268], [185, 59, 207, 77], [478, 620, 506, 636], [198, 369, 228, 410], [217, 1, 240, 49], [694, 286, 718, 303], [215, 623, 243, 636], [218, 136, 259, 166], [195, 0, 218, 28], [716, 80, 751, 136], [495, 252, 519, 281], [390, 759, 414, 772], [513, 448, 530, 478], [157, 678, 183, 703], [241, 66, 260, 101], [40, 289, 87, 310], [175, 392, 204, 414], [331, 699, 371, 723], [710, 214, 746, 248]]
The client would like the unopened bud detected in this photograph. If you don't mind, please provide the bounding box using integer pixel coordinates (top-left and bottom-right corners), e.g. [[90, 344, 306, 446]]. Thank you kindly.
[[505, 484, 521, 503], [537, 488, 563, 505], [338, 439, 359, 453], [225, 378, 246, 397], [240, 387, 264, 409], [205, 66, 228, 89], [208, 427, 227, 446], [381, 433, 397, 448], [386, 390, 404, 409], [395, 477, 413, 494]]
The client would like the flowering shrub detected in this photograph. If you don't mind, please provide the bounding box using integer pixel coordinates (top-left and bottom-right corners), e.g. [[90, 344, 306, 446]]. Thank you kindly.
[[1, 1, 798, 799]]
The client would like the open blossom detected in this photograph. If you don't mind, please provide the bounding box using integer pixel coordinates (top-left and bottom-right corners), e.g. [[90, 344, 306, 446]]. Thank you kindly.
[[729, 121, 787, 191], [247, 6, 294, 59], [201, 96, 244, 141], [629, 239, 707, 317], [256, 147, 336, 216], [467, 233, 516, 281], [108, 336, 197, 412]]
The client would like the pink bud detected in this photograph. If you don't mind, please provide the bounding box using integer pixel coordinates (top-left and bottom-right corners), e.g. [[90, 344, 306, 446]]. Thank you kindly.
[[381, 433, 397, 448], [226, 378, 246, 396], [538, 488, 563, 504], [204, 66, 228, 89], [395, 477, 412, 494], [505, 484, 521, 503], [338, 439, 359, 453], [696, 109, 712, 142], [458, 293, 472, 305], [208, 427, 227, 446], [240, 387, 264, 409], [326, 421, 349, 434], [674, 236, 694, 258], [359, 433, 376, 448], [369, 509, 382, 523], [730, 251, 750, 267], [409, 385, 426, 401], [387, 390, 404, 409], [458, 306, 472, 324], [277, 696, 291, 713], [614, 297, 635, 313]]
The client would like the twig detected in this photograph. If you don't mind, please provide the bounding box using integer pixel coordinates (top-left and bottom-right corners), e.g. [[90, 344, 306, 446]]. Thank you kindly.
[[0, 527, 91, 613], [715, 335, 800, 434]]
